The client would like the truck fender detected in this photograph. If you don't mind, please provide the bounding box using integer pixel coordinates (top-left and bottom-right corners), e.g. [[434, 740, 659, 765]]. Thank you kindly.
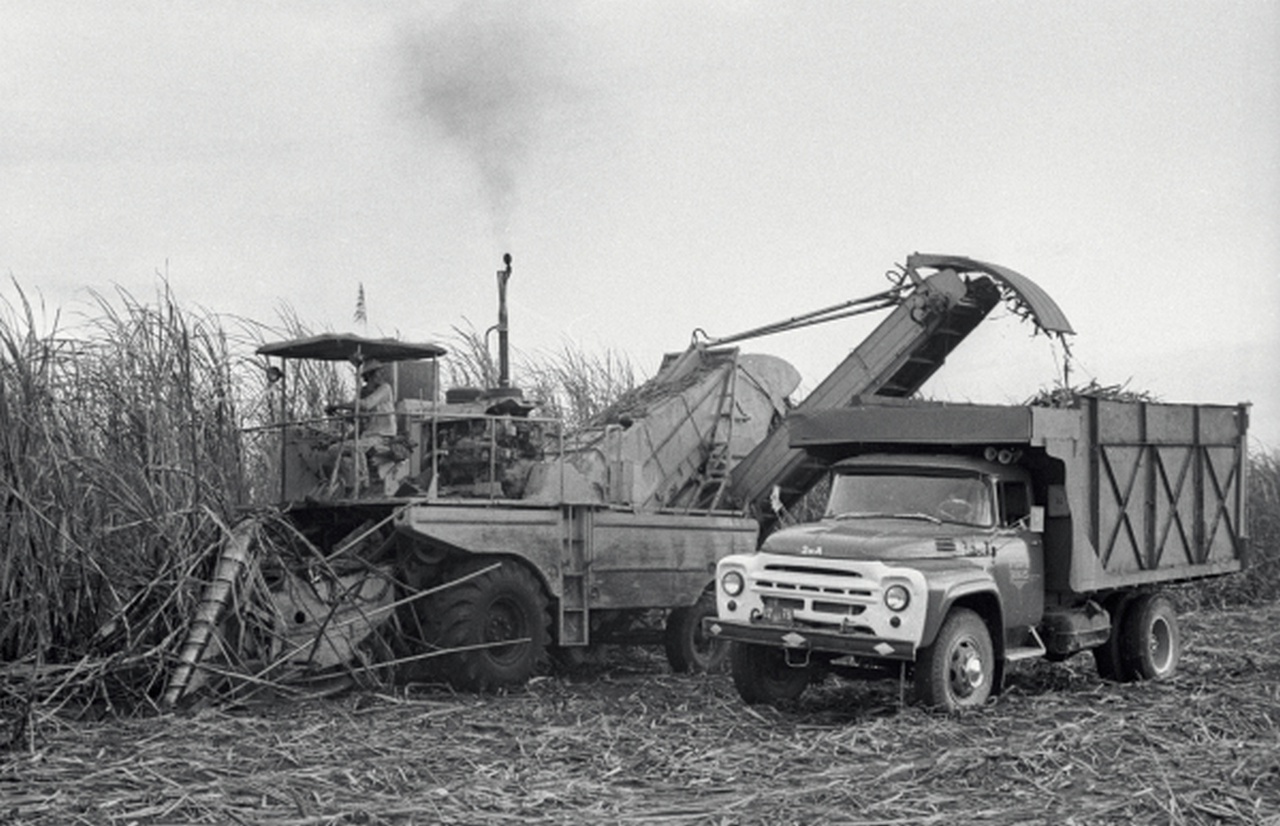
[[920, 583, 1003, 653]]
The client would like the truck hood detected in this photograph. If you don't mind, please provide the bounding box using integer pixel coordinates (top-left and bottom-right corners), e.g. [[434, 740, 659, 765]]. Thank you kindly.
[[762, 518, 990, 561]]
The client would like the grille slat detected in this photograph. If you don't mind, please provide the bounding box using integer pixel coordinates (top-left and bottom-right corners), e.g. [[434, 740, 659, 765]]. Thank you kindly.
[[763, 563, 866, 579], [754, 561, 879, 617], [813, 601, 866, 616], [757, 579, 872, 599]]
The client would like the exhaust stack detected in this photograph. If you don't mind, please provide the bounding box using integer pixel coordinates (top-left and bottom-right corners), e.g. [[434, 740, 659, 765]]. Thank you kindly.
[[482, 252, 524, 405], [497, 252, 512, 389]]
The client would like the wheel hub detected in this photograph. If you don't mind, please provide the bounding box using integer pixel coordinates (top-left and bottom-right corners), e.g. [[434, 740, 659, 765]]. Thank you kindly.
[[484, 598, 525, 662], [1149, 616, 1172, 672], [949, 640, 986, 698]]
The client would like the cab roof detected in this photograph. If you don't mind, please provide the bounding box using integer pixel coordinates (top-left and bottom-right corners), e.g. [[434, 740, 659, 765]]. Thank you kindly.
[[256, 333, 447, 362]]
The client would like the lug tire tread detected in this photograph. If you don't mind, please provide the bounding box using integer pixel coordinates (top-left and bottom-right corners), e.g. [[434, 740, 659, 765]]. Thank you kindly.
[[422, 558, 550, 692]]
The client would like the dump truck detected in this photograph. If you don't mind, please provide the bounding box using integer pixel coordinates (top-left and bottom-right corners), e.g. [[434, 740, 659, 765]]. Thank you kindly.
[[704, 395, 1250, 710], [165, 252, 1084, 702]]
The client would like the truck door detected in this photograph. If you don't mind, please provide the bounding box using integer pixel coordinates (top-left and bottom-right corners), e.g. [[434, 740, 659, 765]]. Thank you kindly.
[[992, 479, 1044, 628]]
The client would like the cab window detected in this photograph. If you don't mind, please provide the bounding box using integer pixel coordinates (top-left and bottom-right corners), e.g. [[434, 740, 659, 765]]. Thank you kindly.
[[998, 481, 1031, 527]]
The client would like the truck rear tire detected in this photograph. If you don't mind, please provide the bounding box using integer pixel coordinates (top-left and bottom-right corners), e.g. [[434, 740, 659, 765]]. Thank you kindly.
[[915, 608, 994, 711], [1120, 592, 1181, 681], [1092, 592, 1136, 682], [421, 558, 550, 692], [729, 642, 812, 705], [663, 591, 728, 673]]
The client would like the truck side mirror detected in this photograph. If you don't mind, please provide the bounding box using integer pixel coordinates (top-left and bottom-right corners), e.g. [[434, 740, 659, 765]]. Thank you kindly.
[[1029, 506, 1045, 533], [769, 485, 784, 516]]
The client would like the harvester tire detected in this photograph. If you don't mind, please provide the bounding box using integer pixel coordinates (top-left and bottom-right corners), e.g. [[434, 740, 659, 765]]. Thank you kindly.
[[663, 591, 728, 674], [422, 558, 550, 692], [1119, 592, 1181, 681], [914, 608, 994, 711], [729, 642, 812, 706]]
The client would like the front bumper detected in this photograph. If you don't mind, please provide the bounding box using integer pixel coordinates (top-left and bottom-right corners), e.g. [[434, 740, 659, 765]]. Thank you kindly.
[[702, 616, 917, 661]]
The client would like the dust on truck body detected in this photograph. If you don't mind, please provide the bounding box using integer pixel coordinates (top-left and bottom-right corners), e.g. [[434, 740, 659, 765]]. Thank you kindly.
[[705, 397, 1250, 709]]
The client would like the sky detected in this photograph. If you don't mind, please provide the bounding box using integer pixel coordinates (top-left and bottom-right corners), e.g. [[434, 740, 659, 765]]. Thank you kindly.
[[4, 1, 1279, 449]]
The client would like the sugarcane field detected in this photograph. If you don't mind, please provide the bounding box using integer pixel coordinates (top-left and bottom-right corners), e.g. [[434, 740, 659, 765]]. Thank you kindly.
[[6, 5, 1280, 826], [1, 253, 1278, 825]]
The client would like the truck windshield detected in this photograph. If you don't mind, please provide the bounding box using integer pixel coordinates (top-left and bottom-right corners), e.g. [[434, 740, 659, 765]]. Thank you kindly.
[[825, 470, 994, 527]]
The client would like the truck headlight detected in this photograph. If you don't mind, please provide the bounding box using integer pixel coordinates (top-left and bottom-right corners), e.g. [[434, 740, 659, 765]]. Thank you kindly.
[[721, 570, 745, 597], [884, 584, 910, 612]]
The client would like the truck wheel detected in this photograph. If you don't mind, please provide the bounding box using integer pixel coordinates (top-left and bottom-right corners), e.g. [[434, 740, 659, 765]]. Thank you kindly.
[[915, 608, 994, 710], [1120, 592, 1181, 681], [663, 591, 728, 673], [1092, 592, 1136, 682], [423, 558, 550, 692], [730, 642, 812, 705]]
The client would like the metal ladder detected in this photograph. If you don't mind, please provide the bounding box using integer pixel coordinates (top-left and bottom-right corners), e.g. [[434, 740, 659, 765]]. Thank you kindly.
[[692, 353, 739, 510], [558, 505, 593, 646]]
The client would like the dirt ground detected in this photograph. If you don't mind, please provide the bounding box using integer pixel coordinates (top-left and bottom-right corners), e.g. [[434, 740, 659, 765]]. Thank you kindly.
[[3, 601, 1278, 826]]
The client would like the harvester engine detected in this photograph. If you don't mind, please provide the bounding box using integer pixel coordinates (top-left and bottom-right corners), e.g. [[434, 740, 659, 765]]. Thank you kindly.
[[428, 398, 547, 499]]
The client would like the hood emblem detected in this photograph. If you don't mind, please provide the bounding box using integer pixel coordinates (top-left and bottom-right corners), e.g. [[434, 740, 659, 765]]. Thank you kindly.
[[800, 544, 823, 556]]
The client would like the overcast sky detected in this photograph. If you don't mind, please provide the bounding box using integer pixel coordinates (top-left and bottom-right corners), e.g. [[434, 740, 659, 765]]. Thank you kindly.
[[4, 1, 1279, 448]]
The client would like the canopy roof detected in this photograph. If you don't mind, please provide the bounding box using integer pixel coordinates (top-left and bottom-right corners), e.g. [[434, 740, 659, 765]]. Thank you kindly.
[[256, 333, 447, 362]]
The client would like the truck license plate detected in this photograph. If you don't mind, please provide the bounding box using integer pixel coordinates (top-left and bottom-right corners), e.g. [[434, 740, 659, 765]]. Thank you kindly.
[[763, 603, 795, 623]]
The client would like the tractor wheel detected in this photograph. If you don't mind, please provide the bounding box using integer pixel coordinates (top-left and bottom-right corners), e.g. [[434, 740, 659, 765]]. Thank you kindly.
[[421, 558, 550, 692], [915, 608, 994, 711], [1120, 592, 1181, 681], [729, 642, 812, 706], [1092, 592, 1136, 682], [663, 591, 728, 673]]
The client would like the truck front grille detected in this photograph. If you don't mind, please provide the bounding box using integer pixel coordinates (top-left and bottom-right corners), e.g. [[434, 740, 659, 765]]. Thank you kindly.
[[757, 563, 874, 599], [754, 561, 877, 621]]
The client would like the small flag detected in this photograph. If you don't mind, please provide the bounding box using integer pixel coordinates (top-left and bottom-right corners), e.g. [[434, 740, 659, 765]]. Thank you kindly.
[[354, 283, 367, 326]]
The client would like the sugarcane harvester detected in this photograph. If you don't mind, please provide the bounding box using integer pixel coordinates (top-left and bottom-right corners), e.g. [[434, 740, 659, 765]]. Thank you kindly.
[[167, 252, 1083, 702]]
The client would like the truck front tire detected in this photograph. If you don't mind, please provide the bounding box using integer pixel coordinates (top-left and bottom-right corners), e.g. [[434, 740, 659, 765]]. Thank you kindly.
[[421, 558, 550, 691], [1120, 592, 1181, 680], [915, 608, 994, 710], [664, 591, 728, 673], [729, 642, 812, 705]]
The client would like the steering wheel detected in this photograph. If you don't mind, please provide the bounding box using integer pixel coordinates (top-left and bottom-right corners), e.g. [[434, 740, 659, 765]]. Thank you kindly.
[[937, 498, 974, 522]]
